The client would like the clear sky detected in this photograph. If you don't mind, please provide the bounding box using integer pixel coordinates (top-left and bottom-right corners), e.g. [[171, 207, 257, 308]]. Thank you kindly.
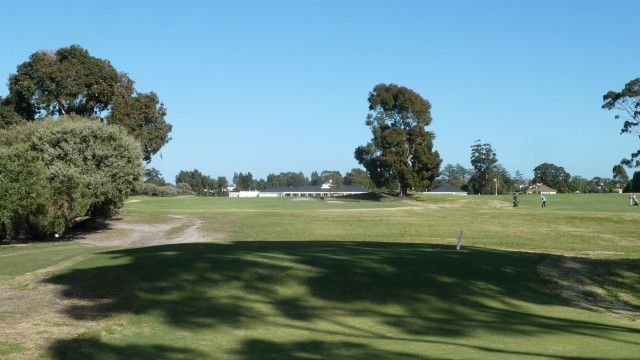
[[2, 1, 639, 183]]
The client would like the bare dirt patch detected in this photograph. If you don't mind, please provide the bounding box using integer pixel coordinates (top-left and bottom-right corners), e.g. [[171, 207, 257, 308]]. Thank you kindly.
[[71, 215, 225, 247]]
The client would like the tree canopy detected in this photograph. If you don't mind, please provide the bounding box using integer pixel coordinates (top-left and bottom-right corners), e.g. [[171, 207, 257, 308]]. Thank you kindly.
[[602, 77, 640, 167], [1, 45, 172, 162], [468, 142, 498, 195], [355, 83, 441, 196], [533, 163, 571, 193]]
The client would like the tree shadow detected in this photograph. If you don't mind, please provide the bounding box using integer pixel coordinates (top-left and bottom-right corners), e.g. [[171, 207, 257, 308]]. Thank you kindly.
[[49, 335, 208, 360], [43, 241, 640, 359]]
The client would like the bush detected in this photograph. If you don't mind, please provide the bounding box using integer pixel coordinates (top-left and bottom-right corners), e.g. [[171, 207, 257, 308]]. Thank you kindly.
[[0, 117, 143, 239], [0, 145, 50, 240]]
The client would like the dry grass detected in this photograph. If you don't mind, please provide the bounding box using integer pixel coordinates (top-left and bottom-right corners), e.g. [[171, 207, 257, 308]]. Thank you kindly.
[[538, 256, 640, 322], [0, 255, 127, 360]]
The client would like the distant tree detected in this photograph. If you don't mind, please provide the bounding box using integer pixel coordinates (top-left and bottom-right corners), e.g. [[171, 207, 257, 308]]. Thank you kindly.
[[216, 176, 229, 196], [441, 163, 472, 183], [631, 171, 640, 192], [602, 77, 640, 167], [319, 170, 344, 191], [144, 167, 168, 186], [233, 172, 256, 191], [310, 171, 321, 186], [533, 163, 571, 193], [175, 169, 218, 195], [589, 177, 606, 193], [355, 83, 441, 196], [568, 176, 591, 193], [514, 170, 524, 181], [495, 164, 514, 194], [468, 142, 498, 195], [344, 168, 374, 190], [612, 164, 629, 188], [2, 45, 172, 161], [266, 172, 309, 187]]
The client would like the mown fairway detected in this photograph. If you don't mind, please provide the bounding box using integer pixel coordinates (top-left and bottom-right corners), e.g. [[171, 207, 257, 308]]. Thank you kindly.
[[1, 194, 639, 359]]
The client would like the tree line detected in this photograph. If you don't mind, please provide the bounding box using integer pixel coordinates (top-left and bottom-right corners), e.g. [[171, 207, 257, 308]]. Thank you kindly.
[[137, 168, 375, 197]]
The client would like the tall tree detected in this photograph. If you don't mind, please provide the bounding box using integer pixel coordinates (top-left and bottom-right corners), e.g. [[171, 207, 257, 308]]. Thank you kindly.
[[2, 45, 172, 161], [355, 83, 441, 196], [612, 164, 629, 188], [532, 163, 571, 193], [602, 78, 640, 168], [469, 142, 498, 195]]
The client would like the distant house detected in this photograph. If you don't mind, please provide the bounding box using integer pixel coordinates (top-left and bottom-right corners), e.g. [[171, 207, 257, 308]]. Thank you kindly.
[[424, 184, 468, 195], [525, 184, 557, 195]]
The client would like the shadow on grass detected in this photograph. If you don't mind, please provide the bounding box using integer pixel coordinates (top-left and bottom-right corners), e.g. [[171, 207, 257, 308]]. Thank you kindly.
[[44, 241, 640, 359], [49, 335, 208, 360]]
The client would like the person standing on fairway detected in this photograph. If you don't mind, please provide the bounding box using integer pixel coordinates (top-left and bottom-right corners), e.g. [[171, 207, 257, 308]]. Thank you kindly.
[[541, 195, 546, 208]]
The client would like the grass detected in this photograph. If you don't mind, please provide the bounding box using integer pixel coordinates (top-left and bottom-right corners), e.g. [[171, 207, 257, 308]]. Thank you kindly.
[[1, 193, 639, 359]]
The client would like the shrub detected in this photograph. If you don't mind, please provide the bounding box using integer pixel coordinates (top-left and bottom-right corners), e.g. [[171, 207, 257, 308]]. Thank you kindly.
[[0, 117, 143, 239]]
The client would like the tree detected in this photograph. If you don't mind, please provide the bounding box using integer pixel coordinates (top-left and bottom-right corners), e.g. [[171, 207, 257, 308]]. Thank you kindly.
[[532, 163, 571, 193], [344, 168, 374, 190], [3, 45, 172, 161], [354, 83, 441, 196], [631, 171, 640, 192], [266, 172, 309, 187], [468, 142, 498, 195], [602, 78, 640, 167], [612, 164, 629, 188], [233, 172, 256, 191], [175, 169, 219, 195], [568, 175, 591, 193], [144, 167, 168, 186]]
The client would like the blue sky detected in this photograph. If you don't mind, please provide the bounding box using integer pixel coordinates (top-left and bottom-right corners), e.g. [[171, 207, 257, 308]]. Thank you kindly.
[[2, 1, 639, 183]]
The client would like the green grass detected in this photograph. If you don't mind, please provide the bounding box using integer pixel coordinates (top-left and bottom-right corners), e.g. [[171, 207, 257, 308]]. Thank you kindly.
[[1, 193, 639, 359]]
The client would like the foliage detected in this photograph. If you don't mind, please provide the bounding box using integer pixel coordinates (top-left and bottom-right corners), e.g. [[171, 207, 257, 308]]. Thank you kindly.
[[533, 163, 571, 193], [0, 145, 50, 240], [631, 171, 640, 192], [175, 169, 226, 196], [2, 45, 172, 161], [266, 172, 309, 187], [602, 77, 640, 168], [355, 83, 441, 196], [0, 117, 142, 238], [144, 167, 168, 186], [468, 142, 498, 194], [132, 182, 195, 197], [612, 164, 629, 188], [344, 168, 374, 190], [233, 172, 257, 191]]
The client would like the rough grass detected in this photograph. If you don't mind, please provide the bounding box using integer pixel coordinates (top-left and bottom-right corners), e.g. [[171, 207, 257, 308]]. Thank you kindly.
[[0, 193, 639, 359]]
